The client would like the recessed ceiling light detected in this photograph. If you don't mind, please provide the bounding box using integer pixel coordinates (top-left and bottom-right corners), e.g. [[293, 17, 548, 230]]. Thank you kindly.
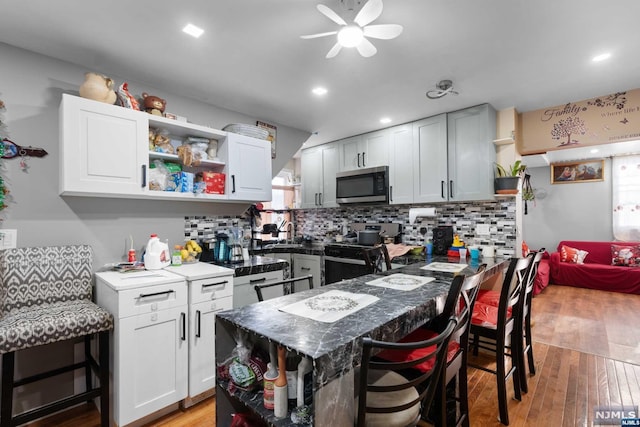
[[380, 117, 392, 124], [312, 87, 328, 96], [183, 24, 204, 38], [592, 52, 611, 62]]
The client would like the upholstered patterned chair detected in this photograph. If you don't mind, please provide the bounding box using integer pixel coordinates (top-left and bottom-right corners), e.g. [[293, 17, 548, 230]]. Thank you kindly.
[[0, 245, 113, 427]]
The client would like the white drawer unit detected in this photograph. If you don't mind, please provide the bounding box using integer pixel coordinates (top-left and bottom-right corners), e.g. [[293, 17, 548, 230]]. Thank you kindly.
[[233, 270, 284, 308], [167, 263, 235, 401], [95, 270, 188, 427]]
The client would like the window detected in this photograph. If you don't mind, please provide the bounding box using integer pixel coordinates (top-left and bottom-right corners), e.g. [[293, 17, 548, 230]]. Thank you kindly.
[[258, 170, 296, 242], [612, 155, 640, 241]]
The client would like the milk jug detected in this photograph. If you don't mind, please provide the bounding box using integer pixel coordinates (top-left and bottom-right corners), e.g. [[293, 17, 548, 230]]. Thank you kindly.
[[144, 234, 171, 270]]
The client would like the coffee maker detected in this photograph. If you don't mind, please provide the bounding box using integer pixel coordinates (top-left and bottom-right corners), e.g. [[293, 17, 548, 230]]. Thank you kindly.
[[228, 226, 244, 264]]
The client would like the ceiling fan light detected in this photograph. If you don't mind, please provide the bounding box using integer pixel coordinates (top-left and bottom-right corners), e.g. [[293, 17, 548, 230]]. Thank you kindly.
[[337, 26, 364, 48]]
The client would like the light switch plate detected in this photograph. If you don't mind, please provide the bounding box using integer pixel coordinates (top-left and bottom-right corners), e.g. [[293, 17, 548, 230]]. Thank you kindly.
[[476, 224, 490, 236], [0, 229, 17, 249]]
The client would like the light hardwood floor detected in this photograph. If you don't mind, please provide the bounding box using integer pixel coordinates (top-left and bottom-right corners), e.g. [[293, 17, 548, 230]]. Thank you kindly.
[[24, 284, 640, 427]]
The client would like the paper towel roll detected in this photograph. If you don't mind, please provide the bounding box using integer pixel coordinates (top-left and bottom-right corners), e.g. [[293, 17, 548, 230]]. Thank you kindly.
[[409, 207, 436, 224]]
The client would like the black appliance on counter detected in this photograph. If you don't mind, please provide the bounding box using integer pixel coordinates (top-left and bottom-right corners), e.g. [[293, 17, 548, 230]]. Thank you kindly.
[[432, 226, 454, 255]]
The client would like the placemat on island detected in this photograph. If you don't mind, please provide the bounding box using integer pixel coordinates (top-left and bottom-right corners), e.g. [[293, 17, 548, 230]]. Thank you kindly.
[[366, 273, 435, 291], [279, 290, 379, 323], [420, 262, 467, 273]]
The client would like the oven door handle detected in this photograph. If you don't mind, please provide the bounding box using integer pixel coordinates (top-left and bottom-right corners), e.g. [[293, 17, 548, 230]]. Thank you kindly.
[[324, 255, 367, 265]]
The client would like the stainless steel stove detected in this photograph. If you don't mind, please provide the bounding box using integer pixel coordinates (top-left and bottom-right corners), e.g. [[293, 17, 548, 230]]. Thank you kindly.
[[324, 223, 401, 284]]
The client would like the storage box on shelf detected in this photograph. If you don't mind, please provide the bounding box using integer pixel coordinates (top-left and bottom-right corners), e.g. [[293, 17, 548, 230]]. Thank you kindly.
[[59, 94, 272, 203]]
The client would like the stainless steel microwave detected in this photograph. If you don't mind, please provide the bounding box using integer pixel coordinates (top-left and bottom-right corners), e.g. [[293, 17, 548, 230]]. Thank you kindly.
[[336, 166, 389, 204]]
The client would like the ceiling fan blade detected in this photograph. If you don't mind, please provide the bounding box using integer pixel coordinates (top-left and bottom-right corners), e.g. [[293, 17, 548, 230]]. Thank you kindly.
[[317, 4, 347, 26], [363, 24, 403, 40], [326, 42, 343, 58], [300, 31, 338, 39], [356, 37, 377, 57], [354, 0, 383, 27]]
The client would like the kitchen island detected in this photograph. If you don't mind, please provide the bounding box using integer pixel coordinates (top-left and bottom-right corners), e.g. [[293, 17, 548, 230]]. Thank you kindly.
[[215, 257, 508, 426]]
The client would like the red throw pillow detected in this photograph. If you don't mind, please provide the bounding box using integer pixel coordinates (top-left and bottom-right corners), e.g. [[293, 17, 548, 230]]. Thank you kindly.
[[611, 244, 640, 267], [560, 245, 589, 264]]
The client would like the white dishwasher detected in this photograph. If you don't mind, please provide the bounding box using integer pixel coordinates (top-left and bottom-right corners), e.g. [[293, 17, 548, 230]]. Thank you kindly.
[[167, 263, 234, 405]]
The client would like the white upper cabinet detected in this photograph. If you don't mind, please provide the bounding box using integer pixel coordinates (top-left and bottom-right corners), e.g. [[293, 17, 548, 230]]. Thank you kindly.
[[300, 143, 339, 208], [226, 133, 272, 201], [412, 105, 496, 203], [388, 124, 414, 205], [59, 94, 148, 197], [413, 114, 448, 203], [339, 130, 389, 171], [447, 104, 496, 201], [59, 94, 272, 203]]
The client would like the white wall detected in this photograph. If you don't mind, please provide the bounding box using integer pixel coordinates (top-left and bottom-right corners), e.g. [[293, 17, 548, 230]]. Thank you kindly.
[[522, 159, 613, 252], [0, 42, 310, 413], [0, 42, 310, 268]]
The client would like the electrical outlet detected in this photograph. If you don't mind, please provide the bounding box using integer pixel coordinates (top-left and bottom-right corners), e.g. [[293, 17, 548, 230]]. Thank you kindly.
[[0, 229, 17, 249], [476, 224, 490, 236]]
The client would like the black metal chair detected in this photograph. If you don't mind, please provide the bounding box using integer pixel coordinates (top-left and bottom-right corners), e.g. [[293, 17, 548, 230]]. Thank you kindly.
[[469, 255, 534, 425], [254, 274, 314, 302], [362, 244, 392, 274], [355, 317, 458, 427], [0, 245, 113, 427]]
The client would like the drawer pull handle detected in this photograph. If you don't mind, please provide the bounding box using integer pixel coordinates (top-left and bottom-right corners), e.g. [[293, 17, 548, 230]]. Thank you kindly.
[[138, 290, 174, 299], [301, 267, 311, 271], [181, 312, 186, 341], [196, 310, 201, 338], [249, 277, 267, 284], [202, 281, 229, 289]]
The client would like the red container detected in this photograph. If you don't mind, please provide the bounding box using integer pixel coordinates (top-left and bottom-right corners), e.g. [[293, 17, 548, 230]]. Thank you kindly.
[[202, 172, 225, 194]]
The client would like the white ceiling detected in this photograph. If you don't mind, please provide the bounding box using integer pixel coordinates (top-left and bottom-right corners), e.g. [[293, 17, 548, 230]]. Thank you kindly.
[[1, 0, 640, 149]]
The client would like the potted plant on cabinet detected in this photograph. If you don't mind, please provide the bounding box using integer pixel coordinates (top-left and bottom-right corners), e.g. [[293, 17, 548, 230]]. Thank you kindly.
[[494, 160, 526, 194]]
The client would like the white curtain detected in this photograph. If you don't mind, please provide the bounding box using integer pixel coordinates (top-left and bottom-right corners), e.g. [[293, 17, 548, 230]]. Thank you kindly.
[[612, 155, 640, 241]]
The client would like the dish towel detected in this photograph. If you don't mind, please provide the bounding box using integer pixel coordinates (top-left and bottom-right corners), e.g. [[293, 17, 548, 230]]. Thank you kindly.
[[279, 290, 379, 323]]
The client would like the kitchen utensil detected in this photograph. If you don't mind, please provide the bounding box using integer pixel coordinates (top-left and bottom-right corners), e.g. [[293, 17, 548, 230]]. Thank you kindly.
[[262, 223, 278, 235], [357, 229, 382, 246], [229, 243, 243, 263]]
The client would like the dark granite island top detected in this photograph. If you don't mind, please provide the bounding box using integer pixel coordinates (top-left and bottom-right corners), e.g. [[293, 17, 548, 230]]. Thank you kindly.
[[209, 255, 288, 277], [215, 257, 507, 426]]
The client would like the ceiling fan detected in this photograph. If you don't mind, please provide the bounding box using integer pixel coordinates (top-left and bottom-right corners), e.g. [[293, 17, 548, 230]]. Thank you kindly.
[[300, 0, 403, 58]]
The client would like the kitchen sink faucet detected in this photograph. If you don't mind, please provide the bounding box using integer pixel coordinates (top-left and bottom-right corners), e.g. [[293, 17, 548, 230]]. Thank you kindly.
[[286, 222, 295, 244]]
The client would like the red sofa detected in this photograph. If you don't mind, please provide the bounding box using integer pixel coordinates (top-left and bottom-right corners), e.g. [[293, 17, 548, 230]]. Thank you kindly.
[[549, 240, 640, 294]]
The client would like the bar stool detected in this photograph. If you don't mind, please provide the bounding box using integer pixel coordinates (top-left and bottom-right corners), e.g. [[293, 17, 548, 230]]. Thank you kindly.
[[376, 266, 487, 427], [469, 255, 534, 425], [362, 244, 392, 274], [355, 317, 458, 427], [0, 245, 114, 427], [254, 274, 314, 301]]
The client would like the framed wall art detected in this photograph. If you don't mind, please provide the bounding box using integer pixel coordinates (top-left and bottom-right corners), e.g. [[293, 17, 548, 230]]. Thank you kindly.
[[551, 160, 604, 184]]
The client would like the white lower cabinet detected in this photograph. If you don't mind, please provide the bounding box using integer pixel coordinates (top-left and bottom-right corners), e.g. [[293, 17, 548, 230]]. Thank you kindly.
[[95, 270, 188, 427], [233, 270, 284, 307], [118, 305, 188, 424], [186, 275, 233, 399], [292, 254, 321, 289], [96, 265, 234, 425]]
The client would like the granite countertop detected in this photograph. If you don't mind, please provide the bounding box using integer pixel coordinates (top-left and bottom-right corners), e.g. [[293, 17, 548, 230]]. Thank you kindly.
[[208, 255, 288, 277], [250, 243, 325, 257]]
